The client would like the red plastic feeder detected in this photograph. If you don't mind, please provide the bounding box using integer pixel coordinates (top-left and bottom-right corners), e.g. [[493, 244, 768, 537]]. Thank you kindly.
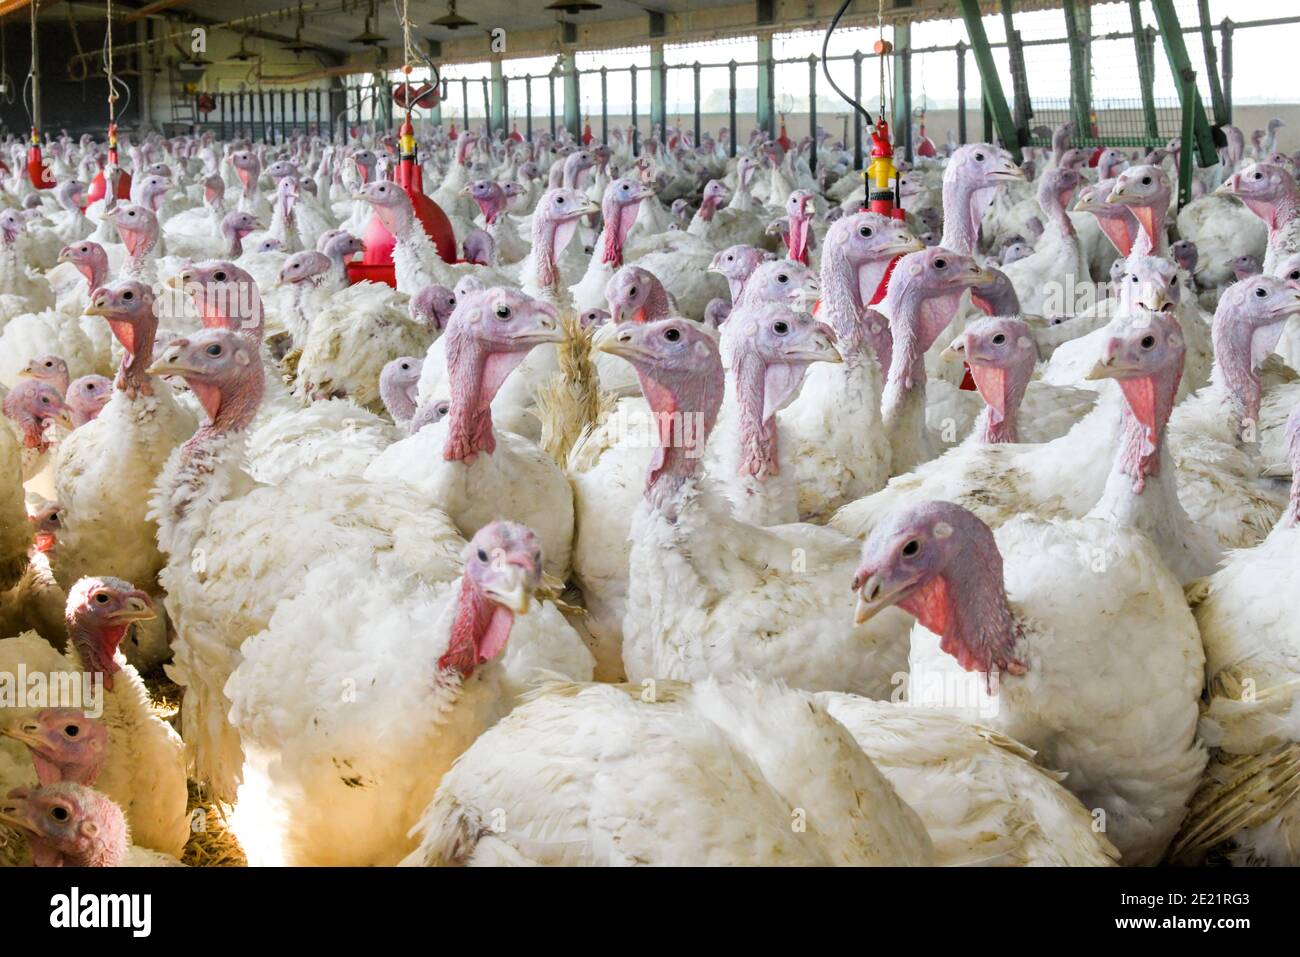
[[27, 130, 54, 190], [347, 120, 457, 287], [86, 126, 132, 205]]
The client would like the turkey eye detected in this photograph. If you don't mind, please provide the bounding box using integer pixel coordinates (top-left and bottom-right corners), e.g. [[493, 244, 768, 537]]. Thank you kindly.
[[1141, 176, 1152, 186], [40, 396, 50, 404], [495, 305, 512, 319], [726, 255, 733, 261], [213, 271, 227, 282], [991, 333, 1006, 345], [1140, 335, 1157, 349], [64, 725, 79, 737], [777, 274, 789, 283], [933, 258, 947, 269], [50, 806, 69, 822], [1290, 272, 1300, 281], [556, 197, 565, 204], [858, 226, 873, 237], [94, 593, 109, 603], [206, 344, 222, 356], [400, 363, 409, 370], [974, 152, 985, 161], [123, 291, 133, 300], [627, 286, 638, 297], [901, 539, 920, 557], [1254, 287, 1268, 298], [476, 548, 489, 562], [447, 297, 455, 307], [1130, 275, 1138, 283], [773, 320, 789, 335], [664, 328, 681, 342]]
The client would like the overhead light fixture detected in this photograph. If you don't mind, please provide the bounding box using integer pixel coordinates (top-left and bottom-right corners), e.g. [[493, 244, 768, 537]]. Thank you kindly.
[[546, 1, 603, 12], [430, 0, 477, 30], [285, 3, 315, 55], [351, 0, 386, 46], [230, 33, 257, 62]]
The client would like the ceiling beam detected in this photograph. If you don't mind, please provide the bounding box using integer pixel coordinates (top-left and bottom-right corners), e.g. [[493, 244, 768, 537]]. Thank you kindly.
[[0, 0, 61, 22], [123, 0, 188, 24]]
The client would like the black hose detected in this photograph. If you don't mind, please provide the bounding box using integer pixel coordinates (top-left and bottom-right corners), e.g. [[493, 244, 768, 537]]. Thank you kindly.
[[822, 0, 874, 130]]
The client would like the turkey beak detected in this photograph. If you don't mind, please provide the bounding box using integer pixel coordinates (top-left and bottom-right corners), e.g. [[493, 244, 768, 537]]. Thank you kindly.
[[968, 265, 996, 286], [0, 720, 42, 751], [146, 350, 195, 377], [940, 339, 966, 363], [83, 297, 110, 317], [351, 191, 369, 202], [1085, 350, 1122, 381], [853, 572, 904, 625], [111, 591, 156, 624], [594, 325, 644, 361], [484, 566, 532, 615], [1137, 291, 1173, 314], [581, 198, 601, 216], [56, 246, 72, 263], [53, 406, 75, 431], [787, 328, 841, 365], [1105, 184, 1132, 204], [887, 235, 927, 257], [514, 309, 566, 345], [0, 795, 32, 834]]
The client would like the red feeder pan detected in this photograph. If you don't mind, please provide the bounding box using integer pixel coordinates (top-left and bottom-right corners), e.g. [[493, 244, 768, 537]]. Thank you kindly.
[[346, 129, 457, 288], [86, 166, 133, 205], [27, 143, 54, 190]]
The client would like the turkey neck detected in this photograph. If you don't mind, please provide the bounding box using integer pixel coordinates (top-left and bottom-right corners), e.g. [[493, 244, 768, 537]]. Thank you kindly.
[[970, 360, 1028, 444], [121, 225, 159, 278], [1213, 313, 1284, 432], [442, 332, 507, 462], [1087, 357, 1198, 566], [905, 536, 1025, 681], [67, 611, 129, 693], [529, 212, 565, 295], [111, 310, 159, 396], [638, 364, 725, 519], [732, 349, 779, 480], [940, 177, 987, 256], [882, 286, 941, 473], [819, 240, 871, 359], [182, 362, 265, 463], [438, 576, 512, 680]]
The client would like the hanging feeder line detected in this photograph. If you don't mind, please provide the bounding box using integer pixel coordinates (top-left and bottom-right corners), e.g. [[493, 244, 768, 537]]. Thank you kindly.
[[88, 0, 133, 205], [26, 0, 54, 189], [349, 0, 455, 285]]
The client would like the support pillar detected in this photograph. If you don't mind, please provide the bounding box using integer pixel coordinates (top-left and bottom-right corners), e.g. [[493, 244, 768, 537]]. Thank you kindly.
[[893, 22, 912, 164], [650, 42, 667, 135], [490, 58, 506, 135], [958, 0, 1021, 161], [562, 51, 580, 139], [756, 32, 774, 137]]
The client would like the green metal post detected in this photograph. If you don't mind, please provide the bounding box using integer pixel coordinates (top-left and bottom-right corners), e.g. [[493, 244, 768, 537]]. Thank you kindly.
[[958, 0, 1021, 161], [1178, 69, 1196, 208], [1000, 1, 1025, 135], [562, 52, 580, 139], [650, 42, 667, 134], [756, 32, 774, 136], [893, 22, 912, 163], [1220, 19, 1233, 125], [1196, 0, 1227, 125], [1129, 2, 1159, 139], [1149, 0, 1218, 167], [490, 59, 506, 135], [1062, 0, 1094, 137]]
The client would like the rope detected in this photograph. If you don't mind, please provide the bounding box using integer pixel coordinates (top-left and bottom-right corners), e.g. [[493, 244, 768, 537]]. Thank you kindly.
[[106, 0, 115, 123]]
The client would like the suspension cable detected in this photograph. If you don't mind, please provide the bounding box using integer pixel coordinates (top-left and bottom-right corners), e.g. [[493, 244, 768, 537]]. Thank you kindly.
[[822, 0, 874, 129]]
